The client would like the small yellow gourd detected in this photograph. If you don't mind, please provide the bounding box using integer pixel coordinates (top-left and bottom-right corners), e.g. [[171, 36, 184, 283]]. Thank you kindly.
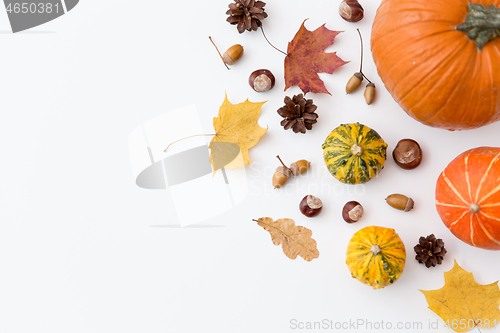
[[322, 123, 387, 184], [346, 226, 406, 289]]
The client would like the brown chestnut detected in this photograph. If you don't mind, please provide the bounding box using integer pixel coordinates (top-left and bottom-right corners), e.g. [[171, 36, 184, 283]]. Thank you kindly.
[[393, 139, 422, 170], [339, 0, 364, 23], [249, 69, 275, 92], [299, 195, 323, 217], [342, 201, 363, 223]]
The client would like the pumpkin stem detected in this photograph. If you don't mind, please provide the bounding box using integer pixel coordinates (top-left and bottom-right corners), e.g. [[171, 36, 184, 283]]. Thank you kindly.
[[469, 203, 480, 213], [370, 244, 381, 255], [456, 3, 500, 51], [351, 143, 364, 156]]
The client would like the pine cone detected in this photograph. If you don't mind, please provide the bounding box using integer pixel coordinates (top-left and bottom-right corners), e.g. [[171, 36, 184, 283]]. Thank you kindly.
[[414, 234, 447, 268], [226, 0, 268, 34], [277, 94, 318, 134]]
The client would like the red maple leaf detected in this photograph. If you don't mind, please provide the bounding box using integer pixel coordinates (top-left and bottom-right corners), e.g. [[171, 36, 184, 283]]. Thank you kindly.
[[284, 20, 347, 95]]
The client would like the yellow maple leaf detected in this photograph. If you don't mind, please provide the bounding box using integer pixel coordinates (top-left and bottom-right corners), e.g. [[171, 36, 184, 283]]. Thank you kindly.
[[421, 260, 500, 332], [254, 217, 319, 261], [209, 94, 267, 174]]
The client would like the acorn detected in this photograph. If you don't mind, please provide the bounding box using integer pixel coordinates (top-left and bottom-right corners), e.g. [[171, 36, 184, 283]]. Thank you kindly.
[[223, 44, 244, 65], [209, 37, 244, 70], [272, 156, 311, 189], [346, 72, 363, 94], [272, 166, 293, 189], [290, 159, 311, 176], [364, 82, 376, 105], [386, 194, 414, 212], [345, 29, 376, 104]]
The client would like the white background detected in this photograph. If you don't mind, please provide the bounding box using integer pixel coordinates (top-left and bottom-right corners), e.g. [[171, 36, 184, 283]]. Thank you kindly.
[[1, 0, 500, 332]]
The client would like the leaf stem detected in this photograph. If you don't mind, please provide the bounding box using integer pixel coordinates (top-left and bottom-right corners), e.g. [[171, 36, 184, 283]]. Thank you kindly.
[[356, 28, 373, 84], [164, 134, 217, 152], [261, 26, 288, 56], [209, 36, 230, 70]]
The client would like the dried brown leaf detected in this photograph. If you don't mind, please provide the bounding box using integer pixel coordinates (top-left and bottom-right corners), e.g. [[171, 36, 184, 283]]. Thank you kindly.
[[255, 217, 319, 261]]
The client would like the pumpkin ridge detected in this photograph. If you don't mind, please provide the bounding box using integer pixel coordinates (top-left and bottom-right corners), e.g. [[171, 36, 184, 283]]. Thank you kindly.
[[385, 29, 456, 97], [455, 50, 486, 126], [465, 154, 473, 201], [481, 203, 500, 208], [407, 37, 475, 121], [450, 210, 469, 227], [380, 237, 405, 248], [470, 214, 476, 246], [476, 48, 496, 128], [413, 47, 475, 126], [394, 34, 469, 115], [436, 201, 469, 209], [476, 212, 500, 245], [372, 8, 465, 42], [442, 171, 470, 205], [422, 42, 487, 128], [476, 151, 500, 203]]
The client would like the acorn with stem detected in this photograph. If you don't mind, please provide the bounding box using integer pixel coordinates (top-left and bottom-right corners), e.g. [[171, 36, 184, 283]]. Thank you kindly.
[[209, 36, 244, 70], [345, 29, 376, 105], [272, 155, 310, 189]]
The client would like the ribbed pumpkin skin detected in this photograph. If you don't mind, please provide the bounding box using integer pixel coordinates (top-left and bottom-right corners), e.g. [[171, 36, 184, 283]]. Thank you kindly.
[[436, 147, 500, 250], [346, 226, 406, 289], [322, 123, 387, 184], [371, 0, 500, 130]]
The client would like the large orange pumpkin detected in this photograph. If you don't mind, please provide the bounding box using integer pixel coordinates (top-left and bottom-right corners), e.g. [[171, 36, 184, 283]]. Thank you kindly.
[[436, 147, 500, 250], [371, 0, 500, 130]]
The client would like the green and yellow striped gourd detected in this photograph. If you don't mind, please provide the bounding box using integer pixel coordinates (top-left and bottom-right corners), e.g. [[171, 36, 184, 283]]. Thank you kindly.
[[322, 123, 387, 184], [346, 226, 406, 289]]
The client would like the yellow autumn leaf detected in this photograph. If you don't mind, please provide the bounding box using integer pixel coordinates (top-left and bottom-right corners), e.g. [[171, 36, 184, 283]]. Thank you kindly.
[[209, 94, 267, 174], [421, 260, 500, 332], [254, 217, 319, 261]]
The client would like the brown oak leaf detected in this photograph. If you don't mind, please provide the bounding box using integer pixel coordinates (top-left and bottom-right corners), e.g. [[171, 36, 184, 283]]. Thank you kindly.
[[254, 217, 319, 261], [421, 260, 500, 332], [284, 20, 348, 95]]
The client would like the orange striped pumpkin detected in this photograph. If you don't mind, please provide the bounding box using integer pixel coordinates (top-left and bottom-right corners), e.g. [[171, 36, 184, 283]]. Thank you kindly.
[[435, 147, 500, 250]]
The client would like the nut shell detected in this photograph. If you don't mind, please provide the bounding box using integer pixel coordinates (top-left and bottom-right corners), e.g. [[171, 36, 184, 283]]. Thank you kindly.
[[272, 166, 292, 189], [364, 83, 375, 105], [386, 194, 414, 212], [299, 195, 323, 217], [290, 160, 311, 176], [393, 139, 422, 170], [223, 44, 244, 65], [342, 201, 364, 223], [339, 0, 364, 22], [345, 72, 363, 94], [249, 69, 275, 92]]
